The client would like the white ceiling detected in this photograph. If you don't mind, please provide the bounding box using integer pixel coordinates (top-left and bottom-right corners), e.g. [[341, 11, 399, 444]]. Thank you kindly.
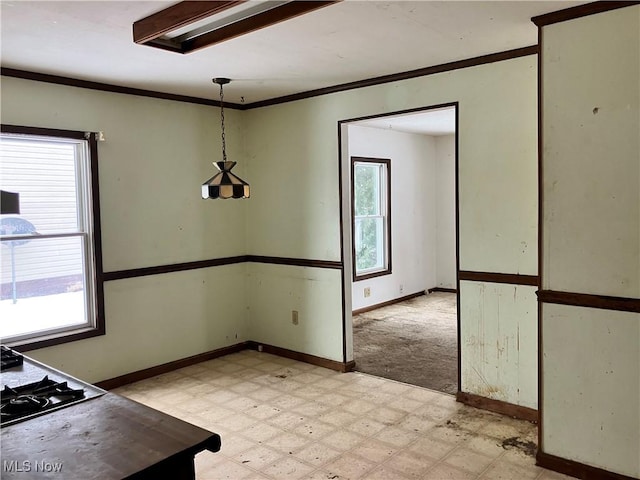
[[353, 106, 456, 136], [1, 1, 585, 106]]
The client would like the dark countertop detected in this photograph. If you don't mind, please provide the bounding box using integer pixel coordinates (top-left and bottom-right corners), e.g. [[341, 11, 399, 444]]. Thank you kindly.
[[1, 355, 221, 479]]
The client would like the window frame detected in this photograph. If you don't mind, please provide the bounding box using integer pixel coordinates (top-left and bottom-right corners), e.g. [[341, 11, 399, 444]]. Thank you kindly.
[[351, 156, 392, 282], [0, 124, 105, 351]]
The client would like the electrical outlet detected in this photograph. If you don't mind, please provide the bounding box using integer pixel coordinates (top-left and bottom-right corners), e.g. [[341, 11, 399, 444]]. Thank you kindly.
[[292, 310, 299, 325], [364, 287, 371, 298], [399, 284, 404, 294]]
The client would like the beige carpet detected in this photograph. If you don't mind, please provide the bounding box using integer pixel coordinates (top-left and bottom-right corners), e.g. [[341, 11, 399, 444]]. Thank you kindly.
[[353, 291, 458, 395]]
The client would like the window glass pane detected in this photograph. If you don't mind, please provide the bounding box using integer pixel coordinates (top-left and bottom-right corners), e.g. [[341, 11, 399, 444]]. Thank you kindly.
[[1, 132, 95, 346], [0, 138, 80, 234], [0, 235, 89, 340], [355, 217, 384, 272], [353, 158, 389, 278], [354, 163, 380, 216]]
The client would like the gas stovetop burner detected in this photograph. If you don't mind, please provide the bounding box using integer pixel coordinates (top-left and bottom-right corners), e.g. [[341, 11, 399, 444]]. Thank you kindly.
[[3, 395, 50, 415], [1, 375, 86, 427]]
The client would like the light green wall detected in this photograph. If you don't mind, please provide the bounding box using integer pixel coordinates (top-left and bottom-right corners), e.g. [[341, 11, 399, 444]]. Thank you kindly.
[[33, 265, 248, 382], [247, 263, 343, 361], [542, 8, 640, 297], [244, 55, 539, 407], [460, 282, 538, 409], [1, 77, 249, 382], [540, 6, 640, 477], [543, 305, 639, 476], [244, 57, 538, 269], [1, 55, 538, 405]]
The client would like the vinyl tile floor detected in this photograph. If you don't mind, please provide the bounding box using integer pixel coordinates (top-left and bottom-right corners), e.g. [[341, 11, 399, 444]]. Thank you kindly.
[[114, 350, 570, 480]]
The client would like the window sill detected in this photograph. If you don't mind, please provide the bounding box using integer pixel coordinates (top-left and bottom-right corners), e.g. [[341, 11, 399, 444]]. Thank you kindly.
[[5, 325, 105, 353], [353, 268, 392, 282]]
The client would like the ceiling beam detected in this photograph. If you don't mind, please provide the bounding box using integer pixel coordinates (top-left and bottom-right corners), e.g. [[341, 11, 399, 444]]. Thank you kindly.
[[183, 1, 339, 53], [133, 1, 246, 44], [134, 0, 340, 54]]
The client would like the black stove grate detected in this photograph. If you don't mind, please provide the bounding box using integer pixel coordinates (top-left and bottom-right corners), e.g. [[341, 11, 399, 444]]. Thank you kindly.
[[1, 375, 86, 427], [1, 346, 23, 371]]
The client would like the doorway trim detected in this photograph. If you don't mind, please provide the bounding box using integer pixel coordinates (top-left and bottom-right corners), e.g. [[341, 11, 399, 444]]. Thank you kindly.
[[337, 101, 461, 393]]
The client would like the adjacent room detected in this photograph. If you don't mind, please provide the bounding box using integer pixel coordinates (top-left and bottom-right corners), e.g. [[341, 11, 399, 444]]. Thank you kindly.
[[343, 107, 460, 395]]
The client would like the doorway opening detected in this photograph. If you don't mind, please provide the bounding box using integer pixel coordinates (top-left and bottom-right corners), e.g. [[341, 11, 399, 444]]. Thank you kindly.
[[340, 104, 459, 396]]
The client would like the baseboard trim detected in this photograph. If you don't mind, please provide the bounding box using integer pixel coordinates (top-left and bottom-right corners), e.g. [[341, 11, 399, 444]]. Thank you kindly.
[[352, 291, 426, 315], [427, 287, 457, 294], [536, 451, 638, 480], [456, 392, 538, 423], [96, 341, 355, 389], [95, 342, 248, 390], [246, 341, 355, 373]]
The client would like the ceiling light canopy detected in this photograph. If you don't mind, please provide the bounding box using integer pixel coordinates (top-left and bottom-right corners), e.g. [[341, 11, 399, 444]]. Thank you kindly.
[[133, 1, 341, 54], [202, 78, 250, 200]]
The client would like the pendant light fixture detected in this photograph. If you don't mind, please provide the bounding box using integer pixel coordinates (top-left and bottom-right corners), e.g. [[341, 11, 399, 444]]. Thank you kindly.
[[201, 78, 250, 200]]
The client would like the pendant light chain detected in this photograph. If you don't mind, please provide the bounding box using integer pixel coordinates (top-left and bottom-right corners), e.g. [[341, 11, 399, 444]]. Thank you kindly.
[[219, 82, 227, 162]]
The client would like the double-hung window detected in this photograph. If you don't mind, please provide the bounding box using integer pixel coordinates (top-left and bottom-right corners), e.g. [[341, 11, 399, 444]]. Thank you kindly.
[[0, 125, 104, 350], [351, 157, 391, 280]]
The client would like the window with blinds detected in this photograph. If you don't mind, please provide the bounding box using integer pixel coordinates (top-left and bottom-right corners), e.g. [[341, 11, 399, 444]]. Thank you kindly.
[[0, 127, 103, 347]]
